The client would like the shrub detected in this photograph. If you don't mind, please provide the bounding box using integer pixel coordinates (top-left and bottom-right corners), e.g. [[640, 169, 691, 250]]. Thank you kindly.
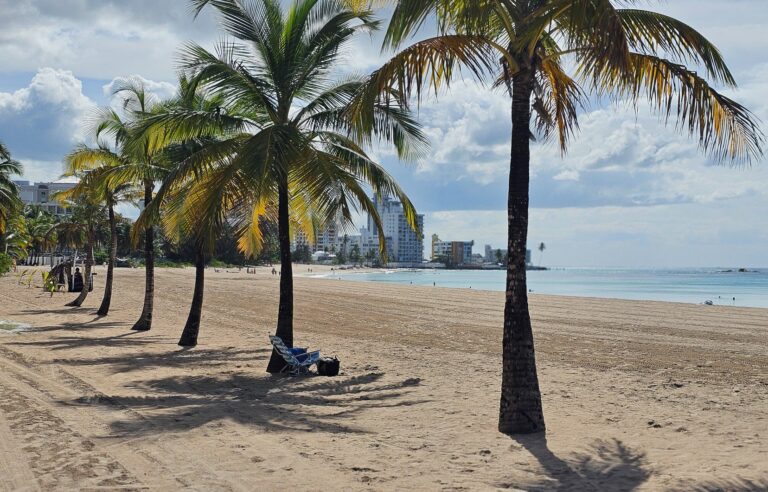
[[0, 253, 12, 276]]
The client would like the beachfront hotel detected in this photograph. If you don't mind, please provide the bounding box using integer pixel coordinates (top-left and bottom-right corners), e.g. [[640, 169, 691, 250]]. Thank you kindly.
[[292, 194, 425, 265], [431, 235, 474, 266], [13, 180, 75, 216]]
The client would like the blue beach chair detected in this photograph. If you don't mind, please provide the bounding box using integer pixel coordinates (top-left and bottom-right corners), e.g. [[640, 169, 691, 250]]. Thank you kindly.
[[269, 336, 321, 375]]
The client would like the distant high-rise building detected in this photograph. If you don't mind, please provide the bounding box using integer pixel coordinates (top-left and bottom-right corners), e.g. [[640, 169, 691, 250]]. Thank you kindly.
[[366, 194, 424, 264], [293, 219, 352, 254], [484, 244, 493, 262], [13, 180, 75, 216], [292, 195, 423, 265]]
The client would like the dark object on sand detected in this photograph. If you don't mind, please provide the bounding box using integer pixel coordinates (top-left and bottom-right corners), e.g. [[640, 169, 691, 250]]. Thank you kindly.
[[317, 357, 340, 377], [49, 262, 94, 292]]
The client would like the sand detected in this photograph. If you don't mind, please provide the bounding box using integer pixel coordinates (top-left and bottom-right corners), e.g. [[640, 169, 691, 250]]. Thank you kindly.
[[0, 265, 766, 491]]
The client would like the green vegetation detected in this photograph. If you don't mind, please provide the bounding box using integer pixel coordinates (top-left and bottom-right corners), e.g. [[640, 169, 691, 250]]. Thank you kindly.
[[0, 252, 12, 275]]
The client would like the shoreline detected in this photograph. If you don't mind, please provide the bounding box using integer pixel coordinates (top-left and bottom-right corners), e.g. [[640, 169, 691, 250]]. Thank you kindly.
[[298, 265, 768, 310]]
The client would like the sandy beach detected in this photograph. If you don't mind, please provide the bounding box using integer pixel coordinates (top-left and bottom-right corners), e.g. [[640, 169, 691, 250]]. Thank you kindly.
[[0, 265, 766, 491]]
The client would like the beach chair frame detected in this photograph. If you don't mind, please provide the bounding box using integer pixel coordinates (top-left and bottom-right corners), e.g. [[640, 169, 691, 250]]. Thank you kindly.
[[269, 336, 320, 376]]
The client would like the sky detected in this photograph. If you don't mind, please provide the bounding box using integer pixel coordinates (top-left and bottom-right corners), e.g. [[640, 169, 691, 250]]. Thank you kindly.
[[1, 0, 767, 267]]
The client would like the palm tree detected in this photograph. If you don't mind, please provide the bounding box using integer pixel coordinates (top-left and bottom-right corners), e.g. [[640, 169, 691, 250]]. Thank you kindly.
[[1, 141, 23, 236], [51, 200, 105, 307], [96, 183, 140, 316], [538, 242, 545, 267], [133, 78, 250, 347], [369, 0, 764, 434], [70, 83, 170, 330], [61, 156, 141, 316], [24, 206, 57, 266], [156, 0, 427, 371]]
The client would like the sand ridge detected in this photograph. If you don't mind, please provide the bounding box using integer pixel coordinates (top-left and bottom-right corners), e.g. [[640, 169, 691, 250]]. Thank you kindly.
[[0, 265, 767, 490]]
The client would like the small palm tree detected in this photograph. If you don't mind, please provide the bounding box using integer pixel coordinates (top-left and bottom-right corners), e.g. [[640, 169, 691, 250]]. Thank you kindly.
[[133, 78, 257, 347], [61, 157, 141, 316], [538, 242, 545, 267], [24, 206, 57, 266], [50, 199, 106, 307], [0, 141, 23, 235], [370, 0, 764, 434], [157, 0, 428, 371]]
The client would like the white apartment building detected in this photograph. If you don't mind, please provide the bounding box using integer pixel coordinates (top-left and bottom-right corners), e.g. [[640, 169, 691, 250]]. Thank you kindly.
[[485, 244, 494, 262], [431, 235, 473, 265], [14, 180, 75, 216], [366, 195, 424, 264], [291, 195, 424, 265]]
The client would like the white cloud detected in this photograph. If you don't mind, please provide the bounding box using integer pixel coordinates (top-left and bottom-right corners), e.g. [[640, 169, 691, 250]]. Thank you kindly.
[[427, 198, 768, 268], [0, 0, 219, 80], [103, 75, 177, 114], [411, 63, 768, 209], [0, 69, 183, 183], [13, 160, 66, 184], [0, 68, 96, 161]]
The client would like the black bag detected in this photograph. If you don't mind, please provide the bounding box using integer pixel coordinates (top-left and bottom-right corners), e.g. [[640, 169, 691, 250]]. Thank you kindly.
[[317, 357, 340, 376]]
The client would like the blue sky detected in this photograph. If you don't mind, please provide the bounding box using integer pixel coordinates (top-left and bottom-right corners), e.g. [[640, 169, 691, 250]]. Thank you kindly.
[[1, 0, 767, 267]]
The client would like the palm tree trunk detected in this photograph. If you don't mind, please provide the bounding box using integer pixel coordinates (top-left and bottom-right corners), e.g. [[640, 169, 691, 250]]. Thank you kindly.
[[179, 249, 205, 347], [67, 233, 93, 307], [266, 176, 293, 373], [97, 203, 117, 316], [498, 68, 546, 435], [132, 181, 155, 331]]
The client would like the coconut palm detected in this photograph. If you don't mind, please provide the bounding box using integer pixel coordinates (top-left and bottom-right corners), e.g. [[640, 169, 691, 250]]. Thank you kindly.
[[1, 141, 23, 235], [155, 0, 428, 371], [96, 182, 140, 316], [24, 206, 57, 266], [134, 76, 319, 347], [61, 156, 141, 316], [50, 199, 106, 307], [366, 0, 764, 434], [132, 78, 250, 347], [70, 83, 170, 330], [537, 242, 545, 267]]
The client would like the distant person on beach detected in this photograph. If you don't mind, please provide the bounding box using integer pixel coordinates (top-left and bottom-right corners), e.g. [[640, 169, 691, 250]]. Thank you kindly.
[[271, 268, 276, 276], [73, 268, 84, 292]]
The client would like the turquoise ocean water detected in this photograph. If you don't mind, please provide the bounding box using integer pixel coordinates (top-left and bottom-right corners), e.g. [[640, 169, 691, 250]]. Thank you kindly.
[[325, 267, 768, 308]]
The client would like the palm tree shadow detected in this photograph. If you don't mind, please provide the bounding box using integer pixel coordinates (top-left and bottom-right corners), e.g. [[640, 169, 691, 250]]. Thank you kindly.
[[72, 372, 427, 436], [501, 435, 650, 491], [17, 307, 94, 316], [54, 347, 271, 373], [10, 330, 151, 351]]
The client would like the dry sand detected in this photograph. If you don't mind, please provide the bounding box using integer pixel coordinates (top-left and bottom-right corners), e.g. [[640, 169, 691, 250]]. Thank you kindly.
[[0, 265, 766, 491]]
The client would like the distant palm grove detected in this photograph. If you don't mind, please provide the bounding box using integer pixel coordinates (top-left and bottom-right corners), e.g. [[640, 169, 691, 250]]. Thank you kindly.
[[0, 0, 762, 435]]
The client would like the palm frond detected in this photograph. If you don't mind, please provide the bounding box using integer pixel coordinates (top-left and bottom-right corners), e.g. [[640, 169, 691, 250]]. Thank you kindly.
[[617, 9, 735, 86], [588, 52, 764, 163]]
